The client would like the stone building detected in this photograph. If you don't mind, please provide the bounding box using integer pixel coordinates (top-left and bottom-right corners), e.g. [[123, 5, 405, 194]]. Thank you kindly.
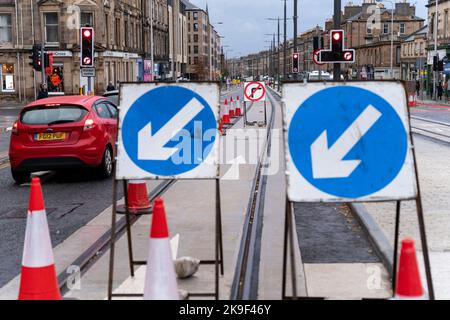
[[0, 0, 170, 103], [400, 25, 428, 81], [184, 0, 221, 81], [341, 0, 424, 79], [168, 0, 187, 80]]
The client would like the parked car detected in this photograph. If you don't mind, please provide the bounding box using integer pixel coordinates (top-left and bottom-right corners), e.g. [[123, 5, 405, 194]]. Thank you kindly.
[[103, 90, 119, 106], [9, 95, 118, 183]]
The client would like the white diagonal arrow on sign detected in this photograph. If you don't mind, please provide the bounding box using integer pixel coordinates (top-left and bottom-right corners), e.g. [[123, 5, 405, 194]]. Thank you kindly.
[[138, 98, 205, 161], [311, 105, 382, 179]]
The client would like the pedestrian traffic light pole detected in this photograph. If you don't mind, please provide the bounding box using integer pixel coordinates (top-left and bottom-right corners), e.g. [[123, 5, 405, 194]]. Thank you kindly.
[[40, 42, 46, 85], [283, 0, 287, 81], [434, 0, 439, 100], [293, 0, 298, 80], [333, 0, 341, 82]]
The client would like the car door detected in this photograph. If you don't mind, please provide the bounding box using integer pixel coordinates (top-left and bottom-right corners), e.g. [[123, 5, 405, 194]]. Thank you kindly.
[[93, 101, 115, 145], [104, 101, 118, 148]]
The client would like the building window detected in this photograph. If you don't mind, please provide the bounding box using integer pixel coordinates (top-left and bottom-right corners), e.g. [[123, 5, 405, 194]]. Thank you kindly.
[[194, 34, 198, 42], [81, 12, 93, 27], [0, 14, 12, 43], [194, 46, 198, 54], [193, 23, 198, 32], [193, 12, 198, 20], [44, 13, 59, 44], [383, 23, 389, 34], [115, 17, 120, 46], [400, 23, 405, 34], [1, 63, 14, 92], [445, 11, 449, 38]]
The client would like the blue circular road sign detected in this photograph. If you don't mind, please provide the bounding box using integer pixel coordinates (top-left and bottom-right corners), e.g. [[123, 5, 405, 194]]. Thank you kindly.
[[122, 86, 217, 177], [288, 86, 408, 199]]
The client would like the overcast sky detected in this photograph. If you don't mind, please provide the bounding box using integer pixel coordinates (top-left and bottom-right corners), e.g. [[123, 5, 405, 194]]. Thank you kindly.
[[190, 0, 428, 58]]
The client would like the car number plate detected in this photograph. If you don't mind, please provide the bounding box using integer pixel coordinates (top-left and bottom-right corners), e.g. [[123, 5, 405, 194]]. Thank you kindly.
[[35, 132, 67, 141]]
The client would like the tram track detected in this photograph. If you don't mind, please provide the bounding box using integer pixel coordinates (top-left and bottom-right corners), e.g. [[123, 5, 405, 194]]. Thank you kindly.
[[411, 115, 450, 141], [230, 87, 277, 300]]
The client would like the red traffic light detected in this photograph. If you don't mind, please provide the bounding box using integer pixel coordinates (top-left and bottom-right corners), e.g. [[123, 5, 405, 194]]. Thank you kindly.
[[83, 29, 92, 39], [293, 53, 299, 59], [332, 31, 342, 42]]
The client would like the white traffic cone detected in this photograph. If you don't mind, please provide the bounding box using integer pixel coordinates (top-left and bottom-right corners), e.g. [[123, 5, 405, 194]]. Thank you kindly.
[[143, 198, 179, 300], [18, 177, 61, 300]]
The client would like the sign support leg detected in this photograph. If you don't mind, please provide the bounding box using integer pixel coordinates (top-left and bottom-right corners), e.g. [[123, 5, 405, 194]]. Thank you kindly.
[[264, 101, 268, 126], [123, 180, 136, 277], [287, 200, 298, 299], [216, 178, 224, 275], [215, 178, 221, 300], [244, 101, 248, 127], [282, 197, 289, 299], [392, 201, 401, 296], [282, 197, 297, 299], [107, 179, 119, 300]]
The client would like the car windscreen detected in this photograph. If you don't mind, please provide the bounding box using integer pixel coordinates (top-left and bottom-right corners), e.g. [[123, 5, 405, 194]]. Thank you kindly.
[[21, 105, 88, 125]]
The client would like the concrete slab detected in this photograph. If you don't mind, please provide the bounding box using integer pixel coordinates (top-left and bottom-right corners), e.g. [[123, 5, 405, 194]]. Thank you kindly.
[[304, 263, 391, 300]]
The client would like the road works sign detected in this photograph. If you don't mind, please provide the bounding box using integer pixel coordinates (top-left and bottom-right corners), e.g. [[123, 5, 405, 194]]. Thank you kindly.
[[244, 81, 266, 102], [117, 83, 219, 180], [283, 82, 417, 202]]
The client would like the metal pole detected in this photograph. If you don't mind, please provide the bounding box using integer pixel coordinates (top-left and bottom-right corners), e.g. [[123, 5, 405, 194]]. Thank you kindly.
[[434, 0, 439, 100], [333, 0, 341, 81], [390, 1, 394, 79], [293, 0, 298, 80], [150, 0, 154, 81], [40, 42, 46, 85], [278, 17, 281, 91], [283, 0, 287, 81]]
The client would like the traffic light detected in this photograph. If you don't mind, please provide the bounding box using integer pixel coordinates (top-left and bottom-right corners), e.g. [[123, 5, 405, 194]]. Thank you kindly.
[[319, 30, 355, 64], [292, 53, 299, 73], [433, 56, 438, 71], [80, 27, 94, 67], [314, 36, 324, 51], [29, 44, 42, 71]]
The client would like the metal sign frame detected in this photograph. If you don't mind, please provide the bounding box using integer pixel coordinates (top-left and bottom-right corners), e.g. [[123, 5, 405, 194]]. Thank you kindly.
[[280, 81, 435, 300], [107, 81, 224, 300]]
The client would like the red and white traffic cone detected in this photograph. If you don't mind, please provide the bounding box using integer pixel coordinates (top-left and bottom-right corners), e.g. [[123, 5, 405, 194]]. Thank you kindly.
[[18, 177, 61, 300], [395, 238, 426, 300], [143, 198, 179, 300], [235, 95, 242, 116], [222, 99, 230, 124], [229, 97, 235, 117]]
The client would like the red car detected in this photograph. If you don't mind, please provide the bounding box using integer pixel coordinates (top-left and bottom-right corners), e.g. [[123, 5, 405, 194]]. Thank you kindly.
[[9, 95, 117, 184]]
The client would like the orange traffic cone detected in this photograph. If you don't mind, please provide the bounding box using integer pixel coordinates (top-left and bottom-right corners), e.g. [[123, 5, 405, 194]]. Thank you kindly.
[[222, 99, 230, 124], [229, 97, 235, 117], [18, 177, 61, 300], [118, 180, 152, 215], [235, 96, 242, 116], [143, 198, 179, 300], [395, 238, 426, 299]]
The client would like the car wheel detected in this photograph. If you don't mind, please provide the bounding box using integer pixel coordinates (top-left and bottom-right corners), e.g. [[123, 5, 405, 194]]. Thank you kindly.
[[11, 169, 30, 184], [98, 146, 113, 178]]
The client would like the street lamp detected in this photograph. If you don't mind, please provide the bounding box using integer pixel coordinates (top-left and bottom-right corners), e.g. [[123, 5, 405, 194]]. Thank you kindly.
[[376, 0, 394, 79]]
